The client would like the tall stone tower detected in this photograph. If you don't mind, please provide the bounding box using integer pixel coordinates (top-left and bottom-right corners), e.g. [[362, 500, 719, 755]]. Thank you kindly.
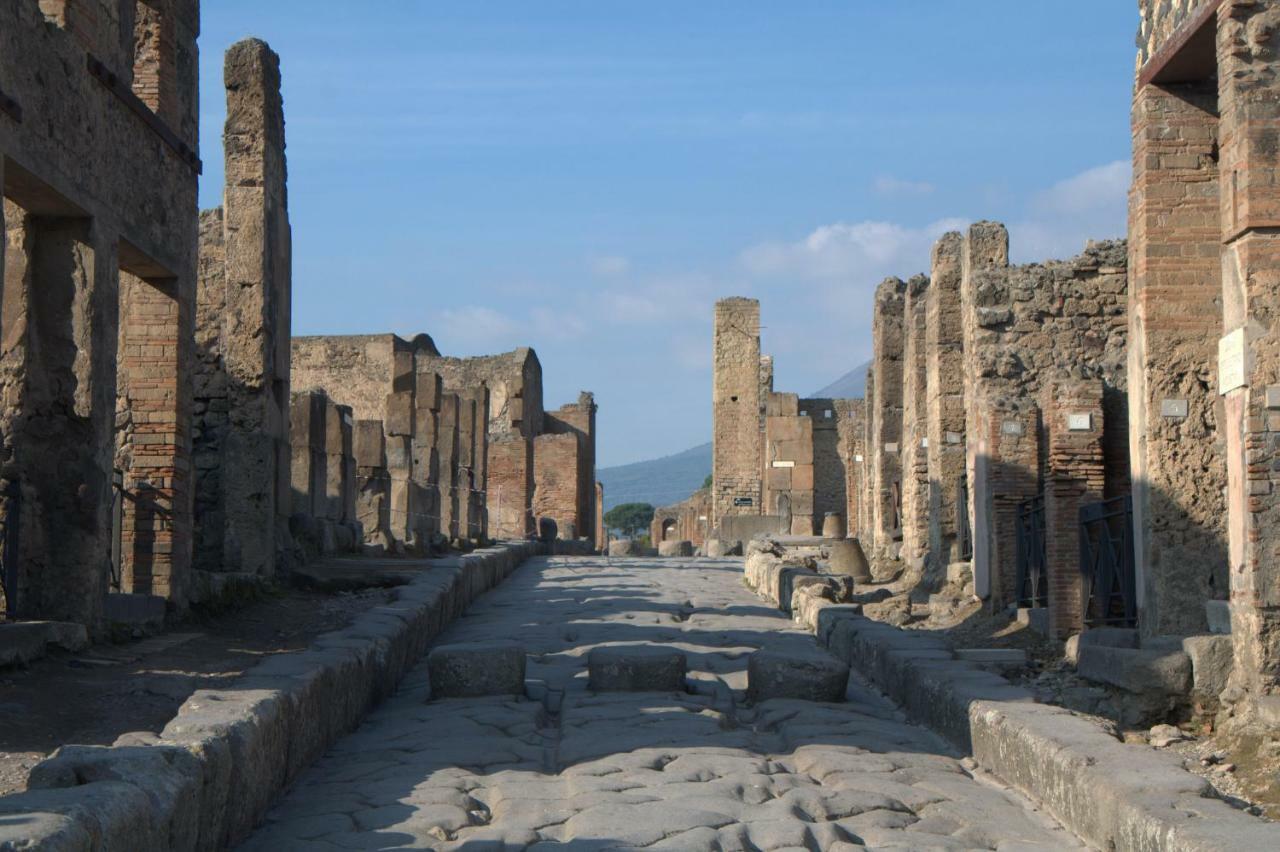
[[712, 298, 763, 529]]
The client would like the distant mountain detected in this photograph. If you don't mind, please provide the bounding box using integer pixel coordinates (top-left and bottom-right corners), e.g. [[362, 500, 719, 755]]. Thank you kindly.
[[599, 442, 711, 511], [811, 360, 871, 399]]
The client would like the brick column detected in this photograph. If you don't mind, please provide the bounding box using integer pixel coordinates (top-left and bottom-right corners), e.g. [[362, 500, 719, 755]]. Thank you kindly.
[[870, 278, 906, 565], [712, 298, 763, 527], [438, 393, 460, 540], [973, 400, 1041, 609], [1042, 381, 1105, 639], [926, 232, 967, 583], [1217, 0, 1280, 700], [1128, 74, 1227, 636]]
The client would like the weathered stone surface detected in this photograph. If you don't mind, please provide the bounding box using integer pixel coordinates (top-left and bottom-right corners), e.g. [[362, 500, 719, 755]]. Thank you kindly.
[[588, 646, 687, 692], [747, 647, 849, 703], [826, 539, 871, 581], [657, 540, 694, 557], [608, 539, 642, 557], [1076, 645, 1192, 695], [428, 641, 527, 698], [1181, 634, 1233, 699]]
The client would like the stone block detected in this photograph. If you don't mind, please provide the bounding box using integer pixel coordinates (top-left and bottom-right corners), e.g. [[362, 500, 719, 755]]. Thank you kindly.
[[657, 540, 693, 557], [385, 435, 412, 471], [384, 391, 415, 437], [354, 420, 385, 468], [415, 370, 442, 413], [1015, 607, 1049, 635], [608, 539, 642, 557], [1076, 645, 1191, 696], [1205, 599, 1231, 635], [747, 647, 849, 703], [588, 646, 687, 692], [955, 648, 1027, 668], [104, 593, 166, 631], [1180, 635, 1233, 698], [427, 641, 526, 698], [821, 513, 845, 538]]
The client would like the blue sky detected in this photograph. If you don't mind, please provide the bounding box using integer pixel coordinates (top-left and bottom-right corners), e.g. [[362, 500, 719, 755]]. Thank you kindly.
[[198, 2, 1138, 467]]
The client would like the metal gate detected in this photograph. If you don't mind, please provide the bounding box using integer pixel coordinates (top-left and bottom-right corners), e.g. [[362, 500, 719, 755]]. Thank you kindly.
[[955, 474, 973, 561], [1015, 494, 1046, 608], [1079, 495, 1137, 628], [0, 479, 20, 619]]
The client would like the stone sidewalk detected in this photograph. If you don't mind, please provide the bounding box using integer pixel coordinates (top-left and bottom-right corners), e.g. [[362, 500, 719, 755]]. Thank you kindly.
[[241, 556, 1085, 850]]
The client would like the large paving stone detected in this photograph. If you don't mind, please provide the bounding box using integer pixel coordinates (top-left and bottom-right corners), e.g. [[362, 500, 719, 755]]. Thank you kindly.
[[428, 641, 527, 698], [747, 647, 849, 703], [588, 646, 687, 692]]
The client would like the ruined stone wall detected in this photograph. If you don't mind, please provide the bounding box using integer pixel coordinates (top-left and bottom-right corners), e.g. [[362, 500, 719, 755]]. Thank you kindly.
[[870, 279, 906, 564], [416, 347, 542, 439], [862, 368, 876, 544], [799, 397, 850, 534], [1, 0, 200, 626], [900, 274, 931, 574], [545, 392, 598, 545], [651, 489, 711, 548], [712, 298, 763, 527], [290, 335, 405, 422], [532, 432, 581, 539], [836, 399, 866, 540], [1138, 0, 1218, 66], [763, 393, 815, 535], [488, 435, 533, 539]]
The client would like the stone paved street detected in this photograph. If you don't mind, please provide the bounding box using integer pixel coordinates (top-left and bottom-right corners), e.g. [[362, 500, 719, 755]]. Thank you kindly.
[[241, 556, 1085, 850]]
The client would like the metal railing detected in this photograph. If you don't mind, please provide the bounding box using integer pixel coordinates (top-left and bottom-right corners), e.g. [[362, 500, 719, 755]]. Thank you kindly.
[[956, 474, 973, 561], [0, 479, 20, 619], [1015, 494, 1047, 608], [1079, 495, 1137, 628]]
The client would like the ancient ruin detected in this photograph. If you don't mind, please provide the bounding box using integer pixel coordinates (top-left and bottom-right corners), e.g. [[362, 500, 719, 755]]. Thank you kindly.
[[1, 1, 1279, 849]]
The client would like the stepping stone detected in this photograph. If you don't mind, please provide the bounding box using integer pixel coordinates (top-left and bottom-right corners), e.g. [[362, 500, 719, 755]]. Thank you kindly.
[[588, 646, 687, 692], [955, 648, 1027, 667], [428, 641, 526, 698], [747, 647, 849, 703]]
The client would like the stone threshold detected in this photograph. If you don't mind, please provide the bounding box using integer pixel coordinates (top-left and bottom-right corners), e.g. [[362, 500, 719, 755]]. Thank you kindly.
[[0, 542, 544, 851], [744, 558, 1276, 852]]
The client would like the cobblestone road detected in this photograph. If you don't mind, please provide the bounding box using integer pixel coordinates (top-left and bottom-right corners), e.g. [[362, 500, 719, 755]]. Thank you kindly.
[[242, 556, 1085, 850]]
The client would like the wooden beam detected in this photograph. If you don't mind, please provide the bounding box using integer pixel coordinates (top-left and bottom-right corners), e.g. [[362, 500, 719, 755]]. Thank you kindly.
[[1138, 0, 1223, 89], [86, 54, 201, 174]]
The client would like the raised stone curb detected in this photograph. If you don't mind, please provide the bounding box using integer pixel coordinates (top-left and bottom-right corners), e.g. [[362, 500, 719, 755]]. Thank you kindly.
[[742, 566, 1277, 851], [0, 542, 543, 851]]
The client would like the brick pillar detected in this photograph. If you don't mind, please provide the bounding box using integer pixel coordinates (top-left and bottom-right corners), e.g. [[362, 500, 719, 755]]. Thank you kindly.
[[712, 298, 762, 527], [900, 273, 931, 576], [1128, 75, 1227, 636], [1217, 0, 1280, 700], [595, 482, 604, 551], [488, 435, 533, 539], [131, 0, 180, 127], [870, 278, 906, 566], [288, 391, 324, 518], [1042, 381, 1105, 639], [972, 401, 1041, 609], [926, 232, 967, 584], [412, 369, 442, 539], [438, 393, 460, 540], [219, 39, 291, 577]]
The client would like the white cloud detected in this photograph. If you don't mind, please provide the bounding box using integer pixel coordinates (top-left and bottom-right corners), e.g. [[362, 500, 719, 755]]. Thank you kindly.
[[872, 175, 935, 198], [1010, 159, 1129, 260], [741, 217, 968, 284], [1030, 160, 1129, 217]]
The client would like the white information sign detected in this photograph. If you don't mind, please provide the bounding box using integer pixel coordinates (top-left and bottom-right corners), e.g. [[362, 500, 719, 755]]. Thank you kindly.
[[771, 460, 796, 469], [1219, 328, 1248, 394]]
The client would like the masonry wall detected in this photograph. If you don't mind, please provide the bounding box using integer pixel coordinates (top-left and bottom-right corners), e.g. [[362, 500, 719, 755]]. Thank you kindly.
[[763, 393, 815, 535], [926, 233, 968, 582], [544, 392, 598, 546], [837, 399, 867, 540], [532, 432, 582, 539], [1, 1, 200, 627], [712, 298, 763, 528]]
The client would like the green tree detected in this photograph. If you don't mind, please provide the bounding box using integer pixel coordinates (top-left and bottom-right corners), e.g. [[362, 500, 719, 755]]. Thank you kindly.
[[701, 473, 713, 490], [603, 503, 655, 539]]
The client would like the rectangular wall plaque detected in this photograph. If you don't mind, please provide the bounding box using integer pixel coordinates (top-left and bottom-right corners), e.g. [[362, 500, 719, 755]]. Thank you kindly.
[[884, 442, 899, 453], [732, 497, 754, 507], [920, 438, 929, 448], [854, 454, 864, 463], [945, 431, 962, 444], [1266, 386, 1280, 410], [1067, 413, 1092, 431], [1160, 398, 1189, 419], [771, 460, 796, 469], [1219, 328, 1248, 394], [1001, 421, 1023, 436]]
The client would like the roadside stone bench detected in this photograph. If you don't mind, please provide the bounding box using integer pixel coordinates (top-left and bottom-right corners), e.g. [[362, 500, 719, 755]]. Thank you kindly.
[[588, 645, 687, 692]]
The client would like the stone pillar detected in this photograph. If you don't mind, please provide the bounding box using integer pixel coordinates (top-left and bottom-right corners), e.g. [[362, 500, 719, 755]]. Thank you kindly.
[[763, 393, 815, 534], [712, 298, 763, 527], [1041, 381, 1105, 639], [861, 367, 875, 544], [219, 39, 291, 577], [926, 232, 967, 584], [438, 393, 460, 540], [412, 369, 442, 539], [470, 386, 490, 539], [900, 273, 931, 577], [289, 391, 325, 519], [1128, 72, 1227, 636], [973, 401, 1041, 610], [1217, 1, 1280, 701], [595, 482, 605, 551], [488, 435, 533, 540], [323, 399, 349, 522], [456, 393, 476, 539], [870, 278, 906, 565], [354, 419, 390, 547], [11, 217, 117, 627]]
